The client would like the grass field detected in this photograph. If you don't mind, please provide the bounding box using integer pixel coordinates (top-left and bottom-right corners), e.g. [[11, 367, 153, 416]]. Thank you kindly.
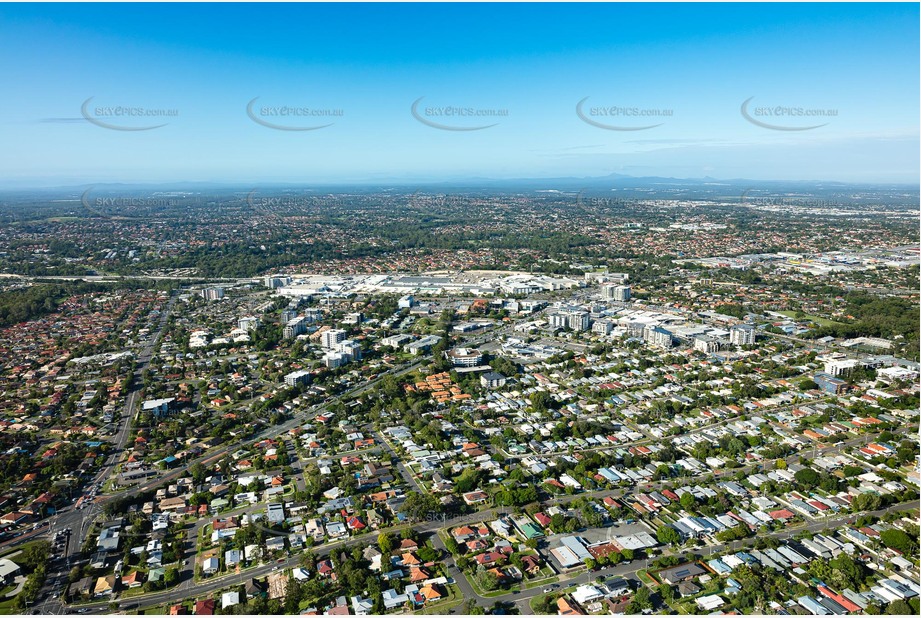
[[776, 311, 844, 327]]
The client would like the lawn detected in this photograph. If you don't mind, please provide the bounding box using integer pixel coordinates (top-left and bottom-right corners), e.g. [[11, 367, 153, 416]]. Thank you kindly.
[[776, 311, 844, 327], [413, 583, 463, 614], [0, 598, 19, 615], [524, 575, 559, 590]]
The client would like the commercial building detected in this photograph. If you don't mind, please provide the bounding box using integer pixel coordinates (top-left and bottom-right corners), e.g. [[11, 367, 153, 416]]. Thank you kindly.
[[549, 310, 590, 331], [729, 324, 756, 347], [405, 335, 442, 356], [445, 347, 484, 367], [693, 336, 720, 354], [643, 325, 673, 349], [814, 372, 847, 394], [592, 320, 614, 335]]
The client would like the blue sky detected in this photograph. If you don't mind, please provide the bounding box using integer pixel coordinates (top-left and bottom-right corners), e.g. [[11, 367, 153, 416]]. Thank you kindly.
[[0, 2, 918, 186]]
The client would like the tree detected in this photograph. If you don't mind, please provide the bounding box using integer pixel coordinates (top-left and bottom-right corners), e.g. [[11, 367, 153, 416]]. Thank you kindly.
[[880, 529, 916, 555], [401, 492, 439, 521], [794, 468, 821, 489], [377, 532, 394, 555], [164, 567, 180, 587], [626, 586, 652, 613], [475, 568, 500, 591], [679, 492, 696, 511], [886, 600, 912, 615], [657, 525, 681, 546]]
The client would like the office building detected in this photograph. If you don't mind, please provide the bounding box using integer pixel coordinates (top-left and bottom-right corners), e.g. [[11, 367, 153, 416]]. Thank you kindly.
[[445, 347, 484, 367], [264, 276, 290, 289], [693, 336, 720, 354], [729, 324, 756, 347], [644, 325, 673, 349], [814, 372, 847, 394], [405, 335, 442, 356], [549, 309, 590, 331], [592, 320, 614, 335]]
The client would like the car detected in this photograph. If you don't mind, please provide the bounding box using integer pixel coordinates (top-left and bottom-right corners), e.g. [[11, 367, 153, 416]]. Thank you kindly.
[[543, 588, 553, 593]]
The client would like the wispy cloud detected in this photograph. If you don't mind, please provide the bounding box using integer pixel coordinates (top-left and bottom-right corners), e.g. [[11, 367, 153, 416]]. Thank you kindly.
[[37, 117, 87, 124]]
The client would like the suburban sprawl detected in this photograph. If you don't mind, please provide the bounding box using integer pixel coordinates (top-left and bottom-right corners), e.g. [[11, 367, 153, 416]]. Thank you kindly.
[[0, 186, 917, 616]]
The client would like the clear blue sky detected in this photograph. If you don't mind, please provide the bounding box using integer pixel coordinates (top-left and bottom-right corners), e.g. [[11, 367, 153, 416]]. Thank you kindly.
[[0, 2, 918, 186]]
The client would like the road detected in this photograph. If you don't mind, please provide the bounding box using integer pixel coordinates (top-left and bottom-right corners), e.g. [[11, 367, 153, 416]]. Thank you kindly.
[[48, 498, 919, 615]]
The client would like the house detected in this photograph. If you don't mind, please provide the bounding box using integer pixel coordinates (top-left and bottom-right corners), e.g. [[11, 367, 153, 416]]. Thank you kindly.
[[0, 559, 21, 584], [221, 591, 240, 609], [696, 595, 725, 611], [350, 595, 374, 615], [194, 599, 215, 616], [419, 584, 443, 602], [474, 551, 505, 567], [121, 571, 145, 588], [520, 554, 542, 575], [202, 557, 220, 575], [317, 560, 335, 578], [383, 588, 409, 610], [71, 576, 94, 599], [267, 502, 285, 524], [225, 549, 242, 568], [94, 575, 116, 597], [399, 538, 420, 552], [557, 597, 584, 615], [658, 562, 706, 585]]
